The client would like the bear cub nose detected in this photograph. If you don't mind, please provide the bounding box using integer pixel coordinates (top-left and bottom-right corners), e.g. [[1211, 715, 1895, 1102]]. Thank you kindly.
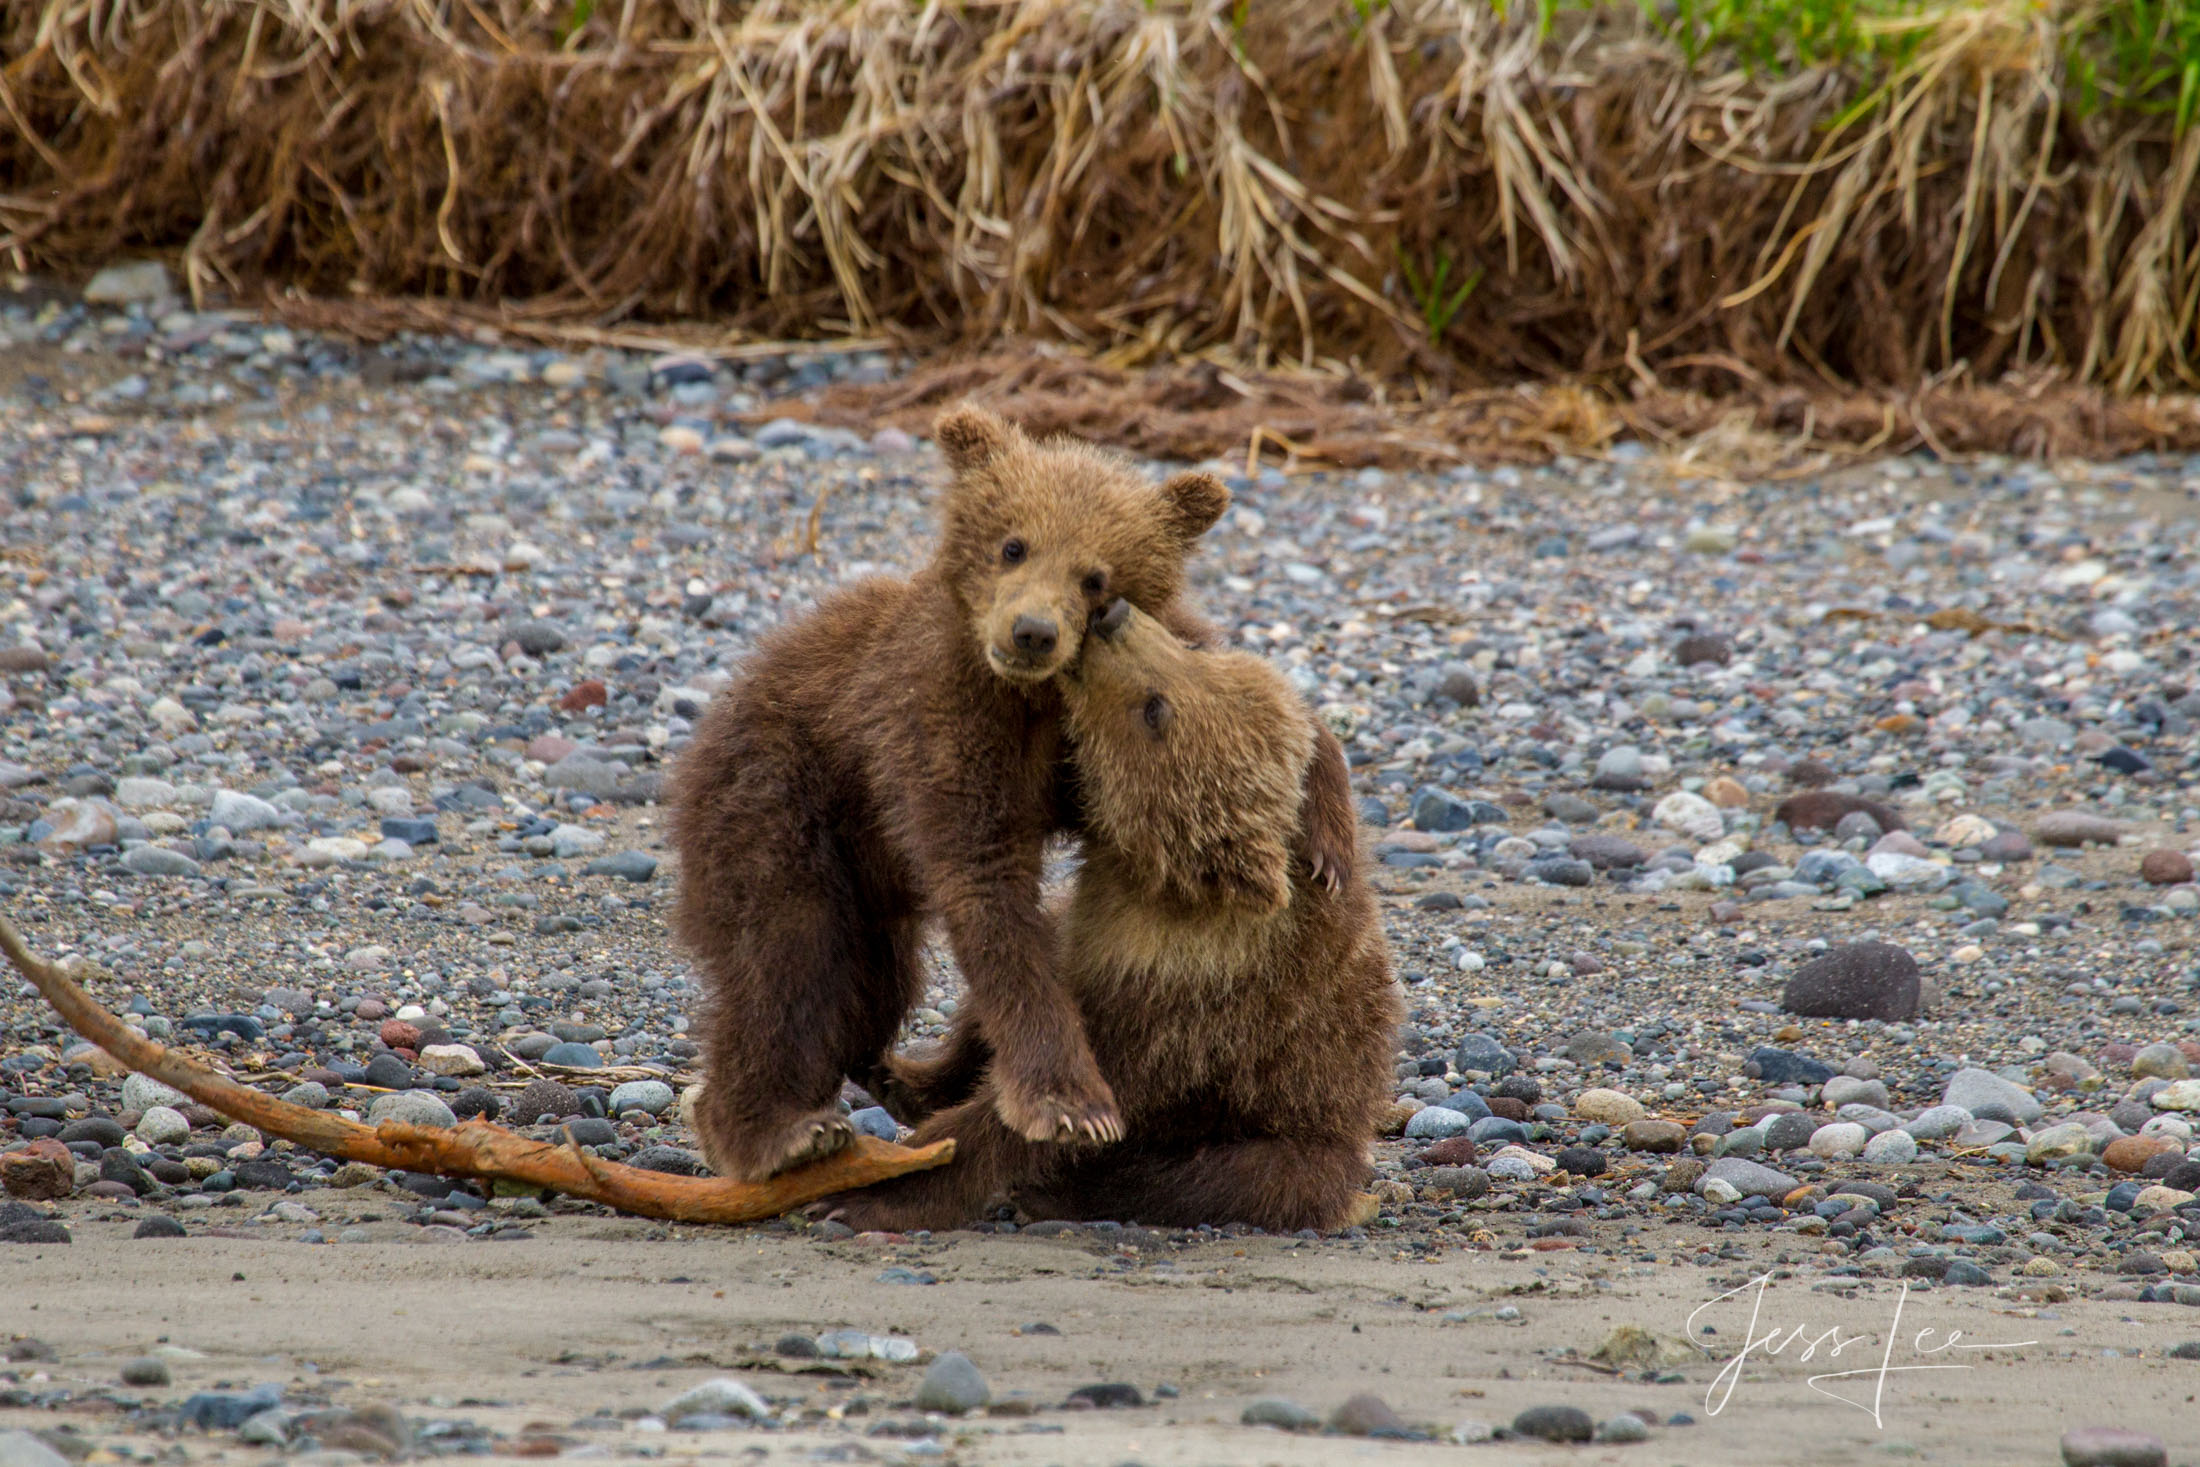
[[1011, 614, 1059, 658]]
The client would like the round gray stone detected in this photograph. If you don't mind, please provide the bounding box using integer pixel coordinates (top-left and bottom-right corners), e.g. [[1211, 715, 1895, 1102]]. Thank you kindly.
[[121, 846, 200, 878], [913, 1352, 990, 1414], [539, 1042, 602, 1068], [607, 1080, 675, 1116], [366, 1091, 457, 1129], [1403, 1106, 1474, 1140], [119, 1357, 170, 1387], [1242, 1397, 1319, 1431], [1942, 1067, 2044, 1125]]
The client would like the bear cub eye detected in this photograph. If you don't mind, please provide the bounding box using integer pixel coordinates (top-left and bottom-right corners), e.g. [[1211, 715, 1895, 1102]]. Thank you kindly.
[[1142, 692, 1173, 736], [1001, 538, 1027, 565], [1081, 569, 1108, 597]]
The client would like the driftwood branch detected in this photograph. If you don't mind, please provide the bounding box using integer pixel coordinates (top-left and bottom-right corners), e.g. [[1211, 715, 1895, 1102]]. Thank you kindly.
[[0, 913, 952, 1224]]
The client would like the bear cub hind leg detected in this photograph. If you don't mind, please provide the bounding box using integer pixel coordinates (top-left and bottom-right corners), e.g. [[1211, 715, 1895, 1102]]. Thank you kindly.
[[1027, 1136, 1370, 1234], [815, 1090, 1057, 1235], [865, 1012, 991, 1126], [684, 880, 922, 1182]]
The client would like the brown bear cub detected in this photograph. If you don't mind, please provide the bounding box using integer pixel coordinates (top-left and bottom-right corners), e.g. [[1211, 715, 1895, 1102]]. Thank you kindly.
[[822, 602, 1400, 1234], [665, 407, 1359, 1182]]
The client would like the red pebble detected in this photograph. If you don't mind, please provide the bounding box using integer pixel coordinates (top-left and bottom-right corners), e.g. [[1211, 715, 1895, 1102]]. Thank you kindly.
[[0, 1139, 75, 1200], [559, 680, 608, 712], [379, 1019, 422, 1050], [2141, 848, 2195, 886], [1417, 1136, 1479, 1166]]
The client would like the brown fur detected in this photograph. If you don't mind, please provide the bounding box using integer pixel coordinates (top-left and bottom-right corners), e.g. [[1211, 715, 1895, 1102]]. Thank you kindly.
[[665, 407, 1359, 1181], [826, 606, 1401, 1233]]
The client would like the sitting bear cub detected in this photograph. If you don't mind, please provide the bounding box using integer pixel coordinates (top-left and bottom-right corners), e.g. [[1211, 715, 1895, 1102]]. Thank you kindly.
[[827, 601, 1400, 1233]]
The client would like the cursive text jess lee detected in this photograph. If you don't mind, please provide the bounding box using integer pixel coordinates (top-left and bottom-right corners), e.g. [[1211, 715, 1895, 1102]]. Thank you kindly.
[[1685, 1273, 2039, 1428]]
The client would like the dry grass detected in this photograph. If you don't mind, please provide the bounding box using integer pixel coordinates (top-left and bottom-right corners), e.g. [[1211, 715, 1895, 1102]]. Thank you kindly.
[[779, 344, 2200, 472], [5, 0, 2200, 398]]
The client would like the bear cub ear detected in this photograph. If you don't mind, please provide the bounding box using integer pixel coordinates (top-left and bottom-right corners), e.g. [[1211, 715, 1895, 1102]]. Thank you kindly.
[[1159, 470, 1230, 542], [933, 404, 1017, 475]]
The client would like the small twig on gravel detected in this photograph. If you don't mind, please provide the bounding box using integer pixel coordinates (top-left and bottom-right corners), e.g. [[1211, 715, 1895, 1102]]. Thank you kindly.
[[495, 1048, 552, 1080], [805, 483, 833, 558], [496, 1044, 691, 1086], [1551, 1357, 1625, 1376], [268, 296, 896, 363], [0, 912, 953, 1223], [1820, 606, 2064, 640]]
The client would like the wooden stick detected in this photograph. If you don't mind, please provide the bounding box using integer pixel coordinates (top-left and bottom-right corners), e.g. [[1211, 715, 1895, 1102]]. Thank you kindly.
[[0, 913, 952, 1224]]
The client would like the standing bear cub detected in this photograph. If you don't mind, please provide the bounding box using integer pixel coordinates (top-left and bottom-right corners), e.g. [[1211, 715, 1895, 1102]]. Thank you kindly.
[[823, 601, 1401, 1234], [666, 407, 1359, 1182]]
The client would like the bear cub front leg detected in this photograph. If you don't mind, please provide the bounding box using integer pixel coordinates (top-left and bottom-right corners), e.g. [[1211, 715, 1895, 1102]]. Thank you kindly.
[[924, 836, 1124, 1148]]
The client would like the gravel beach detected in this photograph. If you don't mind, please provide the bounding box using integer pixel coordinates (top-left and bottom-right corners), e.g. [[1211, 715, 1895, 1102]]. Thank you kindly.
[[3, 273, 2199, 1464]]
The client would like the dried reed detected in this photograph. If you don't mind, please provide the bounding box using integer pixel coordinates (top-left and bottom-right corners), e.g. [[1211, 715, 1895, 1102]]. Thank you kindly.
[[4, 0, 2198, 393]]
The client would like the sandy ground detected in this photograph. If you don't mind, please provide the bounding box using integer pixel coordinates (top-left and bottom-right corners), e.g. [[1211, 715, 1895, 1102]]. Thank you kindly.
[[3, 1211, 2191, 1465]]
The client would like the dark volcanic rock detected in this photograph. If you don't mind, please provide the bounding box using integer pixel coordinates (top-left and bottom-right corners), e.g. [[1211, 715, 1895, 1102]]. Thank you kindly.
[[231, 1158, 295, 1190], [1453, 1033, 1517, 1077], [450, 1086, 501, 1121], [630, 1146, 705, 1176], [1673, 633, 1732, 667], [1512, 1405, 1595, 1443], [1782, 941, 1921, 1022], [2160, 1159, 2200, 1193], [0, 1200, 70, 1245], [1556, 1146, 1608, 1176], [506, 1078, 580, 1126], [1568, 834, 1647, 869], [1745, 1048, 1837, 1085]]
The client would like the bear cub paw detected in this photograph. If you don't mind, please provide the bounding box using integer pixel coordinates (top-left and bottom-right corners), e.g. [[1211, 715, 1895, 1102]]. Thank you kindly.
[[697, 1106, 855, 1182], [993, 1067, 1124, 1147]]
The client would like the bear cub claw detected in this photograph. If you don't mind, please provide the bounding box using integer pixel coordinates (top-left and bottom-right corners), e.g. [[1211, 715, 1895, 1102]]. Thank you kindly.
[[808, 1189, 925, 1235], [993, 1069, 1123, 1146], [787, 1114, 856, 1168]]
